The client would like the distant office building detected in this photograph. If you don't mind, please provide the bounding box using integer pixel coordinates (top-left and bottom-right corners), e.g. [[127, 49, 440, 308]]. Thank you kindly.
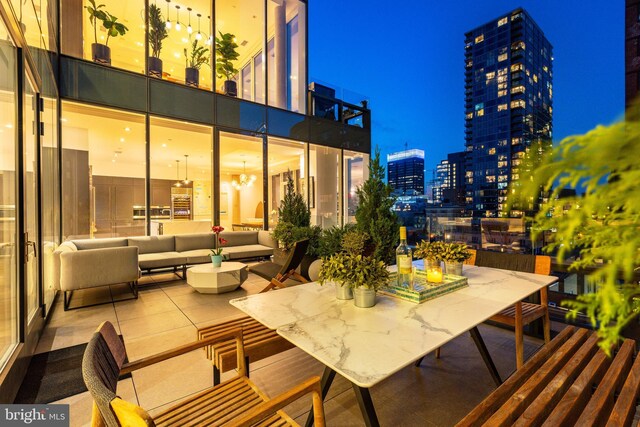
[[626, 0, 640, 111], [464, 8, 553, 217], [433, 151, 466, 205], [387, 149, 425, 196]]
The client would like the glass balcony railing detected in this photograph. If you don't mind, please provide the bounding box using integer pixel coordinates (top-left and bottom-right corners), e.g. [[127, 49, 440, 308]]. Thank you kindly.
[[308, 81, 370, 129]]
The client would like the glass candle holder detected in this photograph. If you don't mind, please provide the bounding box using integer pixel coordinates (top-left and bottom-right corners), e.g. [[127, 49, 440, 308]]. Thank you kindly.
[[426, 266, 443, 283]]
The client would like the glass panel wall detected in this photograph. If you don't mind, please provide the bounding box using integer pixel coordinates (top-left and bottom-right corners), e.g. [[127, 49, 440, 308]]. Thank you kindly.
[[41, 96, 59, 311], [61, 102, 146, 239], [219, 131, 263, 230], [343, 150, 368, 224], [309, 144, 340, 228], [149, 117, 213, 235], [267, 137, 305, 227], [0, 23, 19, 369], [267, 0, 306, 113], [215, 0, 265, 100]]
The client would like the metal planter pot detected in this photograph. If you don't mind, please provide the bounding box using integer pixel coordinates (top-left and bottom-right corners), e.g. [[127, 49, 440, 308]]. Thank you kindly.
[[353, 287, 376, 308], [444, 262, 463, 276], [334, 282, 353, 300], [91, 43, 111, 65]]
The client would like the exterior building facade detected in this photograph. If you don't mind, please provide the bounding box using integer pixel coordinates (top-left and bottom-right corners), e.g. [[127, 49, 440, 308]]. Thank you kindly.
[[464, 8, 553, 218], [433, 159, 449, 203], [0, 0, 370, 400], [387, 149, 425, 196], [433, 151, 465, 205]]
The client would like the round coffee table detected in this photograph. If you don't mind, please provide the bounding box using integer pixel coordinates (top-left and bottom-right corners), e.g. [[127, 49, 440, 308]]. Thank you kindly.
[[186, 262, 248, 294]]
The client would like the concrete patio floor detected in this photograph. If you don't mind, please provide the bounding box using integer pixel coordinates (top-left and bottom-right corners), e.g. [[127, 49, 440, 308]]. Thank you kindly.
[[34, 269, 554, 426]]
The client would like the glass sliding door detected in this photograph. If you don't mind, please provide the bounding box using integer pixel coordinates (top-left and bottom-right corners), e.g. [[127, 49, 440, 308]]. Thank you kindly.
[[309, 144, 340, 228], [343, 150, 369, 224], [0, 23, 19, 369], [267, 137, 305, 227], [23, 79, 39, 322], [218, 131, 264, 230], [150, 117, 213, 235], [61, 102, 146, 240]]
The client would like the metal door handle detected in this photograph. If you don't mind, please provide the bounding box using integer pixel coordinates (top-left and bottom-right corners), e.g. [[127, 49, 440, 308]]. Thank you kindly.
[[25, 240, 37, 263]]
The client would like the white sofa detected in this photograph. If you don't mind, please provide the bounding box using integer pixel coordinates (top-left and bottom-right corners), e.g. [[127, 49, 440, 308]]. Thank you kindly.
[[53, 231, 277, 309]]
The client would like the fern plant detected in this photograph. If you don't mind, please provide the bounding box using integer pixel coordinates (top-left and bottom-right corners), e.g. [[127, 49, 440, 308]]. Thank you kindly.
[[516, 117, 640, 354]]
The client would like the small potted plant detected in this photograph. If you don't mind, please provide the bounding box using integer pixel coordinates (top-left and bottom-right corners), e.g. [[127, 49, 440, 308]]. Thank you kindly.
[[414, 240, 444, 269], [440, 242, 472, 276], [85, 0, 128, 65], [210, 225, 227, 267], [184, 38, 210, 87], [147, 3, 168, 78], [215, 32, 239, 96], [345, 254, 390, 308], [318, 253, 352, 300]]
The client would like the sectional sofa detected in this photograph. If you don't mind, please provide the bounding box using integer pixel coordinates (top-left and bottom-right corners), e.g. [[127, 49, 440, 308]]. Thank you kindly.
[[54, 231, 276, 309]]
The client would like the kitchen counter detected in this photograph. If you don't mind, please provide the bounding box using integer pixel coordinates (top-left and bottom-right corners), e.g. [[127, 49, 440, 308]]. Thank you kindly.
[[150, 220, 212, 236]]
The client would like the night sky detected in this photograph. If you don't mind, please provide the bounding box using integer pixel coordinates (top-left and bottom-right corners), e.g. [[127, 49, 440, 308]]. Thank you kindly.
[[308, 0, 623, 176]]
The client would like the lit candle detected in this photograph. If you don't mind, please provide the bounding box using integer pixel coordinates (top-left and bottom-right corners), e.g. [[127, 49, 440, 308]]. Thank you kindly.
[[427, 267, 443, 283]]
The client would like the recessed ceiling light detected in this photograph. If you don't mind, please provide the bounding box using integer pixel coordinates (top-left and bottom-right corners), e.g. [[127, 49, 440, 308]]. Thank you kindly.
[[124, 127, 131, 132], [5, 124, 13, 128], [60, 118, 68, 122], [120, 137, 125, 142], [162, 143, 167, 147]]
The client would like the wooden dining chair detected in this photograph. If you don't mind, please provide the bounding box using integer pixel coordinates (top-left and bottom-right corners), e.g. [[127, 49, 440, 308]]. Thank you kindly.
[[466, 249, 553, 368], [83, 321, 325, 427]]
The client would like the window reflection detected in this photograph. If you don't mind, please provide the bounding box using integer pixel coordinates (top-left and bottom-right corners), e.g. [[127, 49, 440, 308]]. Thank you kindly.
[[219, 132, 264, 230], [343, 150, 369, 224]]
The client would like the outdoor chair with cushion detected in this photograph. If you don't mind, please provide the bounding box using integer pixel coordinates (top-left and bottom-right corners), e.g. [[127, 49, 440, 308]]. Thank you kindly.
[[83, 321, 325, 427], [250, 239, 310, 292], [467, 249, 555, 368]]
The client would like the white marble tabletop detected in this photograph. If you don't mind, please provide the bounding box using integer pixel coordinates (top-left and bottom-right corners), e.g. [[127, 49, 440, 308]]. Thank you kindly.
[[230, 263, 557, 388]]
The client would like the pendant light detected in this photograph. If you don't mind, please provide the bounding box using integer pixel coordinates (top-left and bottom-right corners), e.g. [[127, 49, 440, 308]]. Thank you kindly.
[[231, 161, 257, 190], [165, 0, 171, 30], [175, 5, 181, 32], [183, 154, 190, 184], [187, 7, 193, 34], [205, 16, 212, 45], [195, 13, 202, 40], [174, 160, 182, 187]]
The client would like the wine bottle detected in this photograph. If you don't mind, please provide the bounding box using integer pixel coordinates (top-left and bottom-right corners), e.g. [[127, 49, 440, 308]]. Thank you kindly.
[[396, 226, 413, 288]]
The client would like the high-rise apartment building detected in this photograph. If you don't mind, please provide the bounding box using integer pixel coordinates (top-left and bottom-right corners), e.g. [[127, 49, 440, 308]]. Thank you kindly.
[[464, 9, 553, 217], [387, 149, 425, 196], [433, 152, 466, 205]]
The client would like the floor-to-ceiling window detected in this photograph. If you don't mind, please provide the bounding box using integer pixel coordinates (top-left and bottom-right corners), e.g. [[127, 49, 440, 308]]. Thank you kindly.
[[215, 0, 265, 100], [268, 0, 306, 113], [0, 20, 19, 369], [150, 117, 213, 234], [218, 131, 264, 230], [343, 150, 368, 224], [309, 144, 340, 228], [61, 102, 146, 239], [267, 137, 305, 226]]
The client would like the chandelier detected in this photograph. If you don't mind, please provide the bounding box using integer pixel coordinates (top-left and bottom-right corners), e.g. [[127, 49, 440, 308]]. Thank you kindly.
[[232, 161, 256, 190]]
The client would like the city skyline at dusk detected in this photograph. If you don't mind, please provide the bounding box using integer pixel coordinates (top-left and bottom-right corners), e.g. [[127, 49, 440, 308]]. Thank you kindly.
[[309, 0, 623, 173]]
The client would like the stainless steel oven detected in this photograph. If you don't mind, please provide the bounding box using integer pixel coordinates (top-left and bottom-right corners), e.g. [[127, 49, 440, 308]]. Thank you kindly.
[[132, 206, 171, 220]]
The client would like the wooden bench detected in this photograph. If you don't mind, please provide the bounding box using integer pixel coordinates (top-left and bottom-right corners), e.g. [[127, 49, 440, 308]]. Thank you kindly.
[[456, 326, 640, 426], [198, 315, 295, 385]]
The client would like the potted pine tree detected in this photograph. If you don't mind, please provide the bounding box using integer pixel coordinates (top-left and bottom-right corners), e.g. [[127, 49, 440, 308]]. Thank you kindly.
[[215, 32, 239, 96], [85, 0, 128, 65], [184, 39, 210, 87], [147, 3, 168, 78]]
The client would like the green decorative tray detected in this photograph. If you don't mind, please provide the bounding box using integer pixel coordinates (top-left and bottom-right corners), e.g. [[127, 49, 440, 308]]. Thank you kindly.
[[381, 270, 469, 304]]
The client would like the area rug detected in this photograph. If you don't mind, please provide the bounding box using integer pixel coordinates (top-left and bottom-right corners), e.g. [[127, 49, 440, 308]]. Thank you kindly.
[[14, 338, 129, 404]]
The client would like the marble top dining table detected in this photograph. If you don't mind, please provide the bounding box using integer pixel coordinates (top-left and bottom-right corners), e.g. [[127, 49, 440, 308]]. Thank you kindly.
[[230, 262, 558, 389]]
